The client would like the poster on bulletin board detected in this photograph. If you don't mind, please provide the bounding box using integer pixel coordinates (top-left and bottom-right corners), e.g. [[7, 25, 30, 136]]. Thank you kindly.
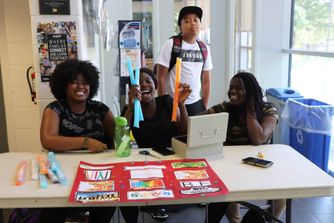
[[69, 159, 229, 203], [36, 21, 78, 82], [118, 20, 141, 77]]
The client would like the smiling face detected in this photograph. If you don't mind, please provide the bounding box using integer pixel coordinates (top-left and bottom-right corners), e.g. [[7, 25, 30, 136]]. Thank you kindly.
[[227, 77, 246, 106], [180, 13, 201, 38], [139, 72, 156, 103], [66, 73, 90, 103]]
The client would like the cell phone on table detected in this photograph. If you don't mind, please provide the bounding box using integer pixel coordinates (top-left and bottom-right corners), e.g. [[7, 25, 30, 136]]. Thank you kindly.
[[242, 157, 273, 168], [152, 146, 175, 156]]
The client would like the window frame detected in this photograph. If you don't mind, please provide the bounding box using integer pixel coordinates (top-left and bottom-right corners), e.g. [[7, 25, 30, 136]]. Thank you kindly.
[[285, 0, 334, 85]]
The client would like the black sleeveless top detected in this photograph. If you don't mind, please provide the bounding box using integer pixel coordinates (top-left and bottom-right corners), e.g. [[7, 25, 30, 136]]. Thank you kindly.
[[47, 99, 112, 146], [131, 95, 178, 148]]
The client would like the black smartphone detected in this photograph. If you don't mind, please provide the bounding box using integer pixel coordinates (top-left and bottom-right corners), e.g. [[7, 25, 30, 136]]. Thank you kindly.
[[152, 147, 175, 156], [242, 157, 273, 168]]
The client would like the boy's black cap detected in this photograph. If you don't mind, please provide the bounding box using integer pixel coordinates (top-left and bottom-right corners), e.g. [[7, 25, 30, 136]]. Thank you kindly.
[[178, 6, 203, 26]]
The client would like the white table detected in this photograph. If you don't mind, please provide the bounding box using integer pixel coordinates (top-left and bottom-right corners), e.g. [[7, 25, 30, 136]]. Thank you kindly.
[[1, 144, 334, 222]]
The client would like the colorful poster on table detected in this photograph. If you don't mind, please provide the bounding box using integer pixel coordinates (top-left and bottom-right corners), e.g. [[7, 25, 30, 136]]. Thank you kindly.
[[69, 159, 229, 203]]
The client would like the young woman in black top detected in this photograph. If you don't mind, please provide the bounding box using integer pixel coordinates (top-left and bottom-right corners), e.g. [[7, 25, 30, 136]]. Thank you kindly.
[[123, 67, 191, 220], [124, 67, 191, 148]]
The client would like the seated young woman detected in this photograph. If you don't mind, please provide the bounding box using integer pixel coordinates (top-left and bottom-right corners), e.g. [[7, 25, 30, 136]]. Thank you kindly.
[[201, 72, 284, 223], [122, 67, 191, 220], [123, 67, 191, 149], [39, 59, 138, 223]]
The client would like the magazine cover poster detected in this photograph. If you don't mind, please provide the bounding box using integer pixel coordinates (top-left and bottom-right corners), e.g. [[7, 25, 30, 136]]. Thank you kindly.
[[37, 21, 78, 82]]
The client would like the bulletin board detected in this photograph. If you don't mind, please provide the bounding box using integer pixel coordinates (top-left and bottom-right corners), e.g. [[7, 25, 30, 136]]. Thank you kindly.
[[118, 20, 142, 110], [69, 159, 229, 203]]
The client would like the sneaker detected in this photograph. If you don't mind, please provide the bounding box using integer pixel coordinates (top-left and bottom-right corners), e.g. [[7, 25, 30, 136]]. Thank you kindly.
[[149, 208, 168, 221]]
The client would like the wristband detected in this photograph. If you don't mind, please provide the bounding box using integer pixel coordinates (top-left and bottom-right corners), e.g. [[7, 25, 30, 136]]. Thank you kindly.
[[83, 136, 88, 149]]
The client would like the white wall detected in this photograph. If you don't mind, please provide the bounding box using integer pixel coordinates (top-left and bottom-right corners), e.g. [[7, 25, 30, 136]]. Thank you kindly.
[[152, 0, 174, 62], [210, 0, 231, 106], [0, 0, 40, 152], [254, 0, 291, 89]]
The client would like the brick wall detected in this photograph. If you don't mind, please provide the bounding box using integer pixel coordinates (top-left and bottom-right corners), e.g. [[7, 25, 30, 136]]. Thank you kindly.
[[0, 0, 41, 152]]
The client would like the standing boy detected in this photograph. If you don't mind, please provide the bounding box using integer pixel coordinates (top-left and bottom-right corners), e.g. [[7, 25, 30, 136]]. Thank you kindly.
[[156, 6, 213, 116]]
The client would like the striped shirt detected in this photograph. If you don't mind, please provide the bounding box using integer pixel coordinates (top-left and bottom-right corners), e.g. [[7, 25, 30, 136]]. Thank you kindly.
[[207, 101, 278, 145]]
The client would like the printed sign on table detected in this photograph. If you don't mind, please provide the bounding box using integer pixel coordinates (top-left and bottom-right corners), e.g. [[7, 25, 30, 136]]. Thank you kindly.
[[69, 159, 229, 203]]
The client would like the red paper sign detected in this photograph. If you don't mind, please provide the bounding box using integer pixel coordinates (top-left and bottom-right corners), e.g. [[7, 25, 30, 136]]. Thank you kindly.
[[69, 159, 229, 203]]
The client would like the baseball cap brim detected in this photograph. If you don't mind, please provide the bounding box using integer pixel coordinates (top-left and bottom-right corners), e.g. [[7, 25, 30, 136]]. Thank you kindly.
[[178, 6, 203, 26]]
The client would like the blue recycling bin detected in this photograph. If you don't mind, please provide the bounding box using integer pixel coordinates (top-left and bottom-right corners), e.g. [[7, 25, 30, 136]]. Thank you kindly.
[[266, 88, 302, 101], [266, 88, 303, 144], [282, 98, 334, 172]]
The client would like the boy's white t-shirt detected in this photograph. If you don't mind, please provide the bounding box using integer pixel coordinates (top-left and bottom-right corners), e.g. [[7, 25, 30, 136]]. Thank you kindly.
[[156, 38, 213, 105]]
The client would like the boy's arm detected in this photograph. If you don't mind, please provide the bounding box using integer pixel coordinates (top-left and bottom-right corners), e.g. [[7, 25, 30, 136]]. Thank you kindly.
[[156, 64, 169, 96], [201, 70, 211, 109]]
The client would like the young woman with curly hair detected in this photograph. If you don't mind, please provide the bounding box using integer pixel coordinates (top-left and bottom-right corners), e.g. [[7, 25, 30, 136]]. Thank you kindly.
[[39, 59, 138, 223]]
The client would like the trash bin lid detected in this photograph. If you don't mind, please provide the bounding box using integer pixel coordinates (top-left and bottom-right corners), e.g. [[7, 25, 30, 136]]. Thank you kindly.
[[266, 88, 303, 100]]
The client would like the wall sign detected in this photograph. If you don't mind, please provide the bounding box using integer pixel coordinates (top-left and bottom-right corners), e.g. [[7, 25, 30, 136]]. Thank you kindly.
[[118, 20, 142, 77], [47, 34, 68, 61], [39, 0, 70, 15], [37, 21, 77, 82]]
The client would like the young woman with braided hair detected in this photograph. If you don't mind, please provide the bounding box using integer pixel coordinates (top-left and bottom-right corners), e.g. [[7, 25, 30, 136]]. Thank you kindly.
[[201, 72, 285, 223]]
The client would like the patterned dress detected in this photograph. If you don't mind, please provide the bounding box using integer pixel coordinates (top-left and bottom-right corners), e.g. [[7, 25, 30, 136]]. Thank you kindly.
[[46, 99, 113, 148]]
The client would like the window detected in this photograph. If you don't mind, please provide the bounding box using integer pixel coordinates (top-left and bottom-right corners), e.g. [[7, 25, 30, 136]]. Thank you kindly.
[[235, 0, 253, 73], [288, 0, 334, 173], [132, 0, 153, 69], [288, 0, 334, 104]]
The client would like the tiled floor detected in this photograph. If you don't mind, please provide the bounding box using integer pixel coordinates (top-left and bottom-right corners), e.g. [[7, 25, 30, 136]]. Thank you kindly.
[[288, 197, 334, 223], [110, 196, 334, 223]]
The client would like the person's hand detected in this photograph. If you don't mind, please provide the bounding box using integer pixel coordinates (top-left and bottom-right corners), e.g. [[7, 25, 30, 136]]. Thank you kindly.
[[178, 83, 192, 105], [86, 138, 108, 153], [247, 98, 256, 118], [128, 84, 141, 109]]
